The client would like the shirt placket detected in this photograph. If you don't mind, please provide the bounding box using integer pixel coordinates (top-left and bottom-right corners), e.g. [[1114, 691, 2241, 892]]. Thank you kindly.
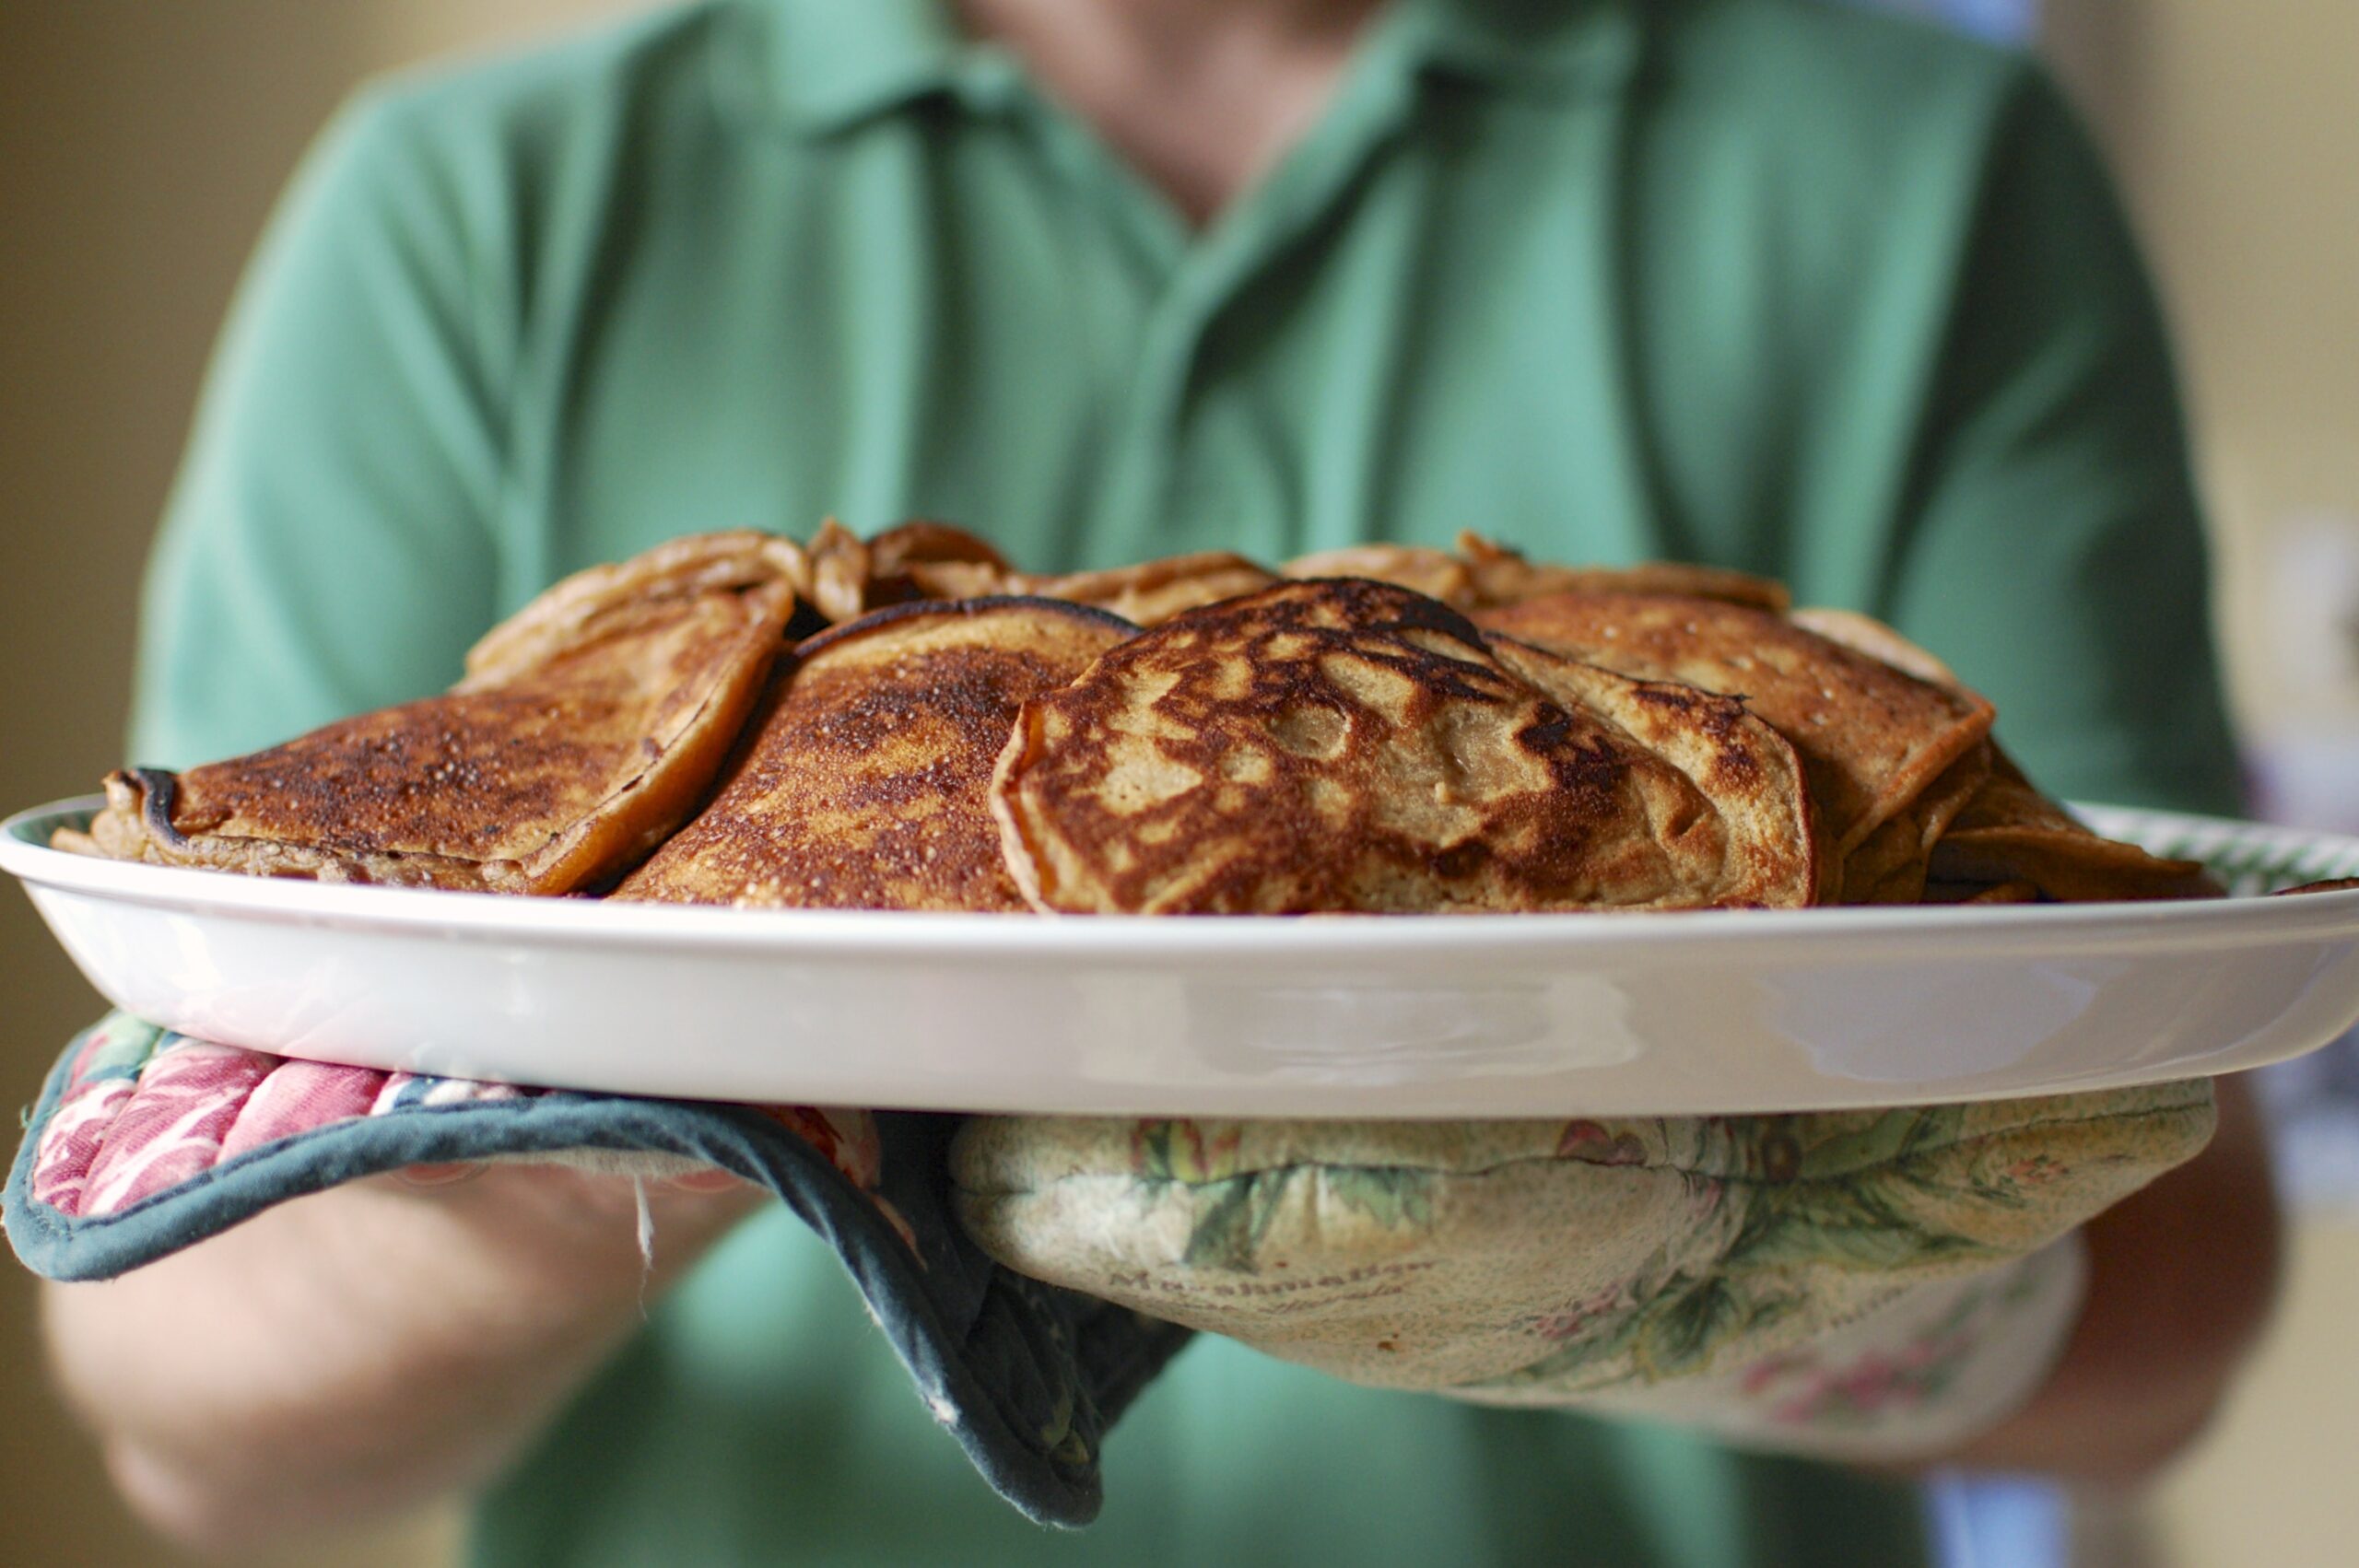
[[982, 24, 1433, 569]]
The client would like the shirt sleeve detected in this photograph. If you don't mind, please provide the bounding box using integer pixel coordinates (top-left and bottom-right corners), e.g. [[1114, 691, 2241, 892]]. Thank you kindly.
[[1878, 64, 2242, 815], [128, 85, 510, 770]]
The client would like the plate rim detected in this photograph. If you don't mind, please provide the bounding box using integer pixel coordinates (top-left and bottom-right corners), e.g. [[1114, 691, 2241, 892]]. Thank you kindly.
[[10, 794, 2359, 967]]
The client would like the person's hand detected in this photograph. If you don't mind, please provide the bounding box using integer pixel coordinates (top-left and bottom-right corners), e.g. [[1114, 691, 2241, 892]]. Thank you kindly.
[[380, 1157, 767, 1277], [46, 1154, 768, 1553]]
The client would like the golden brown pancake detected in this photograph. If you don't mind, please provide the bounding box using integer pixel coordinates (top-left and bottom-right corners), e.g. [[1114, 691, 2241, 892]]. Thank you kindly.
[[1925, 749, 2217, 903], [1007, 552, 1277, 626], [1835, 741, 1993, 905], [74, 532, 801, 894], [990, 578, 1815, 915], [1783, 605, 1962, 688], [1749, 608, 2137, 906], [1455, 532, 1791, 613], [1282, 544, 1477, 608], [616, 597, 1135, 910], [793, 519, 1015, 626], [1281, 535, 1791, 614], [897, 557, 1016, 603], [798, 518, 880, 625], [1473, 591, 1994, 900], [864, 519, 1015, 610], [1481, 637, 1818, 904], [867, 520, 1013, 585], [1766, 605, 1993, 903]]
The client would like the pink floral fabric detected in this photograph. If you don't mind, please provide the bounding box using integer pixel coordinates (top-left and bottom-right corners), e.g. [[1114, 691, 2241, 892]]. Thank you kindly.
[[29, 1017, 553, 1218], [24, 1015, 896, 1238]]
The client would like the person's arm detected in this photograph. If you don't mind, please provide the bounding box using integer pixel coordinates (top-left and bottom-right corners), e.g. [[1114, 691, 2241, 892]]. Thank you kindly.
[[1868, 64, 2272, 1480], [1933, 1073, 2279, 1482], [46, 1167, 763, 1554], [42, 86, 763, 1553]]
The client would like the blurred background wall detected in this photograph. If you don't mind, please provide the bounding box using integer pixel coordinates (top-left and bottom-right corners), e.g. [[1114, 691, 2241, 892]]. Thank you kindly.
[[2048, 0, 2359, 832], [1, 3, 2353, 1564], [0, 10, 640, 1565], [2039, 8, 2359, 1567]]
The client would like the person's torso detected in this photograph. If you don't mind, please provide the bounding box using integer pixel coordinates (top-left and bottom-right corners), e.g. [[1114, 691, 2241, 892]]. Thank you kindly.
[[459, 0, 1992, 623], [472, 1211, 1930, 1567], [294, 4, 2083, 1561]]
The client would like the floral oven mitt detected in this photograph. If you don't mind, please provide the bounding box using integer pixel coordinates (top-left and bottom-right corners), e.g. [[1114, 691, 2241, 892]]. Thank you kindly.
[[7, 1013, 2212, 1519], [950, 1085, 2213, 1455]]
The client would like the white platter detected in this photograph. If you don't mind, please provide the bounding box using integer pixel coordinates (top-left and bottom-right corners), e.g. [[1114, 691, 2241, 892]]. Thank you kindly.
[[7, 798, 2359, 1117]]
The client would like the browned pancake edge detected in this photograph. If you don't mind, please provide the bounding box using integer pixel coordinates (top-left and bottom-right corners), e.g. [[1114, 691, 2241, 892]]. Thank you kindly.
[[1473, 591, 1995, 901], [81, 533, 800, 893], [617, 595, 1137, 911]]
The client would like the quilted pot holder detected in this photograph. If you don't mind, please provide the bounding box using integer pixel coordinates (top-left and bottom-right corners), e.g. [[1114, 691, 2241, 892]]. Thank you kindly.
[[3, 1013, 1191, 1527]]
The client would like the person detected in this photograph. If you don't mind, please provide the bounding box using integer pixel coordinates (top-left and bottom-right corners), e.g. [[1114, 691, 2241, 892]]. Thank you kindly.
[[42, 1, 2279, 1563]]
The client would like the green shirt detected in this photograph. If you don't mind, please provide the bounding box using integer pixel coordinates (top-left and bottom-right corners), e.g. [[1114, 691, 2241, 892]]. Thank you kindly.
[[127, 0, 2241, 1563]]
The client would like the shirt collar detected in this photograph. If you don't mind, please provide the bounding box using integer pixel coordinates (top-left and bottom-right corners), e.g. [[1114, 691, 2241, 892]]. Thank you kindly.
[[727, 0, 1643, 139], [1401, 0, 1646, 91], [725, 0, 966, 136]]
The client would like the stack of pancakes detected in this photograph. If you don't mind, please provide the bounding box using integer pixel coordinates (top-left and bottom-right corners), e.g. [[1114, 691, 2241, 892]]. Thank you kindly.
[[64, 525, 2214, 915]]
